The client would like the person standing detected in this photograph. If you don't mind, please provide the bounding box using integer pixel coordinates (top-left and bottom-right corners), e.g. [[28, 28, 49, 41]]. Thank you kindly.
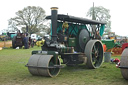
[[95, 31, 101, 40], [23, 33, 29, 49]]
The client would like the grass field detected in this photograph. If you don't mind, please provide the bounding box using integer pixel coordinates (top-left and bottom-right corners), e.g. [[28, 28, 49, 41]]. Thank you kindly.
[[0, 46, 128, 85]]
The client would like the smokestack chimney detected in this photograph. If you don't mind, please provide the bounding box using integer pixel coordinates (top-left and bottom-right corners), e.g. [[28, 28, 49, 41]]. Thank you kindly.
[[51, 7, 58, 42]]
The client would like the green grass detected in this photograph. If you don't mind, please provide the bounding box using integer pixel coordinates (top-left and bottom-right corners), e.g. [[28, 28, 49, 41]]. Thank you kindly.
[[0, 47, 128, 85]]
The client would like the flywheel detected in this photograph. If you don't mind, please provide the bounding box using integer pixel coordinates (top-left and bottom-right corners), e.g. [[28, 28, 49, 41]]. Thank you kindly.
[[79, 29, 90, 51]]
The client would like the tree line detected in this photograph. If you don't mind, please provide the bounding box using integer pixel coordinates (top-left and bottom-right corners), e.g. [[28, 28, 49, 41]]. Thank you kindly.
[[8, 6, 111, 35]]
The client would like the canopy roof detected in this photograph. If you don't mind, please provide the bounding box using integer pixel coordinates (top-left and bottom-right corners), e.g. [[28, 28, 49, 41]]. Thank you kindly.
[[46, 14, 106, 25]]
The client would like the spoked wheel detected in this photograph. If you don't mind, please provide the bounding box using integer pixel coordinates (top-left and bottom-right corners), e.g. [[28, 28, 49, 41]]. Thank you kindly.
[[120, 48, 128, 80], [85, 40, 103, 69], [26, 54, 61, 77]]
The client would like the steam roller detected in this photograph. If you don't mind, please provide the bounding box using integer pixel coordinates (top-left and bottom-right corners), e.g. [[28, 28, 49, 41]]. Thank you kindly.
[[26, 7, 106, 77], [120, 48, 128, 80]]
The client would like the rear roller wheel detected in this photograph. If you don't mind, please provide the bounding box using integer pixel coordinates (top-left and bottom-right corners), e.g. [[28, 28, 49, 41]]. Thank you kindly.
[[120, 48, 128, 80], [85, 40, 103, 69], [27, 54, 61, 77]]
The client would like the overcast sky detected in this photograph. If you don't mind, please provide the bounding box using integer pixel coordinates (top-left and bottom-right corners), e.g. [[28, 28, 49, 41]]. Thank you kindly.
[[0, 0, 128, 36]]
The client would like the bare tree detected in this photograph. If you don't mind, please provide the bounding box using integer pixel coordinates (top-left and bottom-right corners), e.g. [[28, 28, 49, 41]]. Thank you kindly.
[[8, 19, 19, 32], [87, 6, 111, 31], [8, 6, 46, 34]]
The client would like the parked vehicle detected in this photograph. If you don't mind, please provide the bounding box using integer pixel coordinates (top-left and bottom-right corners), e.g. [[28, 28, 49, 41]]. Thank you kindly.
[[12, 31, 31, 49], [31, 34, 38, 40]]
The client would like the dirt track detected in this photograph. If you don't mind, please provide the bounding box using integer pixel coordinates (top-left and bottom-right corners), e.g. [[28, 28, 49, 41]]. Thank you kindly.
[[0, 41, 12, 47]]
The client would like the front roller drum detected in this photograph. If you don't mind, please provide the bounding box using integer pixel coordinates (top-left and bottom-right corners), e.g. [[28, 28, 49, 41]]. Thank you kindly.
[[85, 40, 103, 69], [26, 54, 61, 77], [120, 48, 128, 80]]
